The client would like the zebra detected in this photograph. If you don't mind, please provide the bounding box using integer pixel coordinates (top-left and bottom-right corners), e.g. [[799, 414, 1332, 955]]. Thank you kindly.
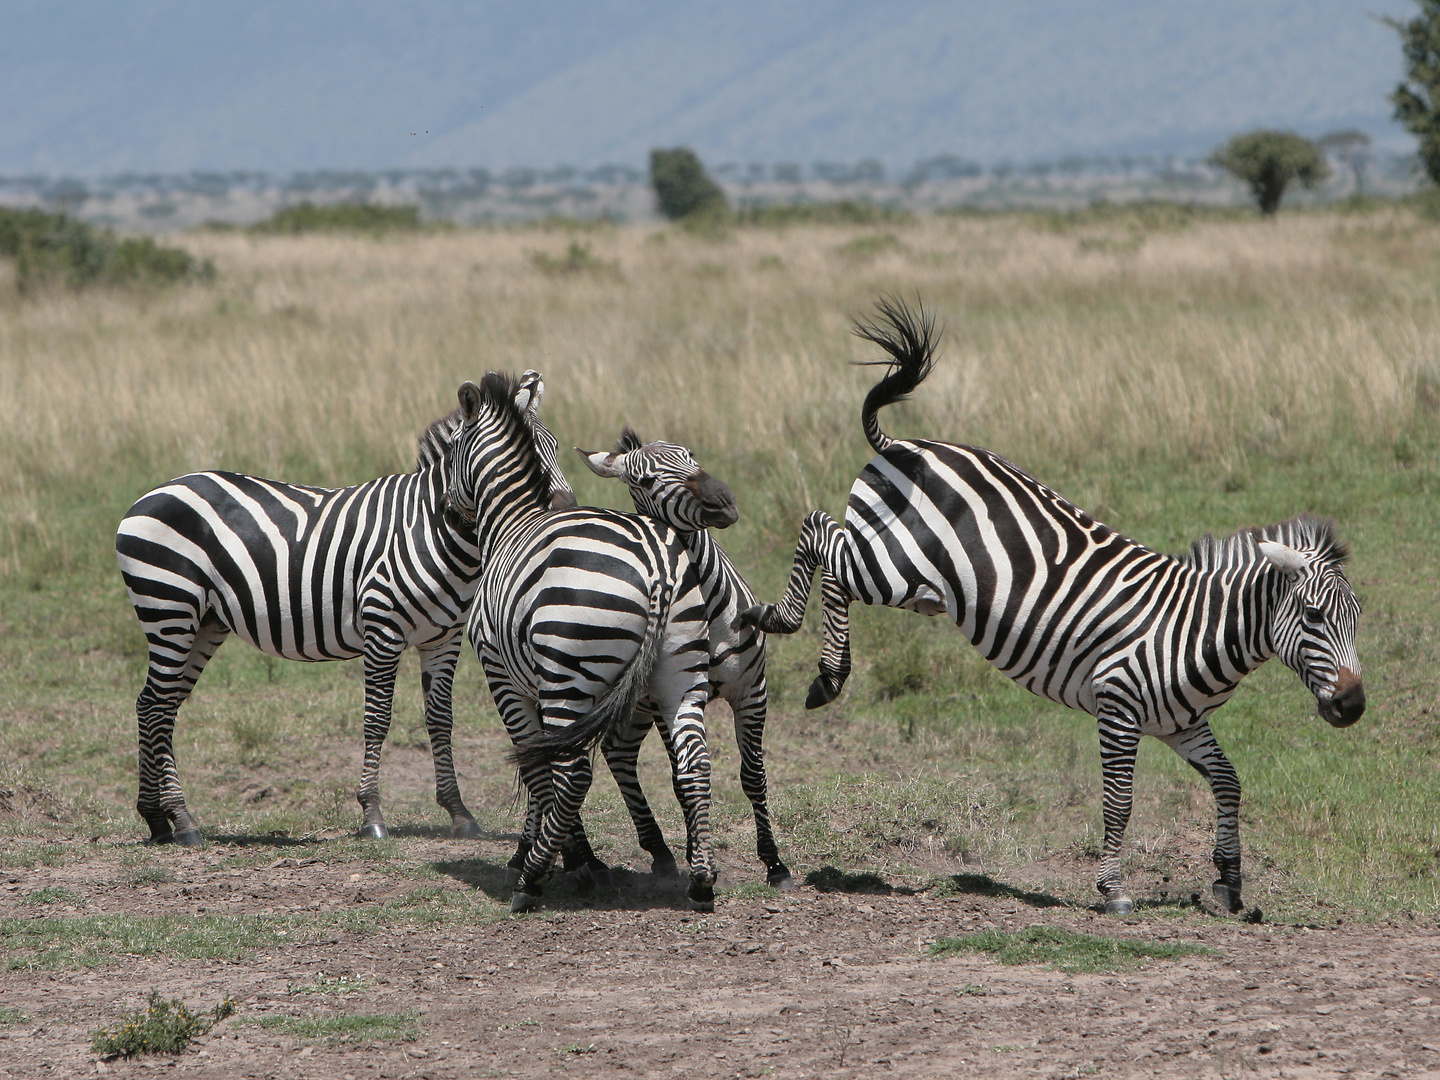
[[450, 379, 720, 913], [114, 371, 575, 847], [742, 297, 1366, 915]]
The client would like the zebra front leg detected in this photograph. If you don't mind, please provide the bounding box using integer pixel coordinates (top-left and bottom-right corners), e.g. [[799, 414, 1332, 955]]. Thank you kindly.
[[730, 682, 793, 890], [601, 700, 679, 877], [1095, 716, 1141, 915], [666, 692, 716, 912], [1162, 722, 1245, 915], [736, 511, 854, 708], [356, 641, 403, 840], [417, 637, 480, 838]]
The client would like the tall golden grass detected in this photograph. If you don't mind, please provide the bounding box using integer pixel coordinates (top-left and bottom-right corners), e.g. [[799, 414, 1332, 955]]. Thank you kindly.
[[1, 209, 1436, 578]]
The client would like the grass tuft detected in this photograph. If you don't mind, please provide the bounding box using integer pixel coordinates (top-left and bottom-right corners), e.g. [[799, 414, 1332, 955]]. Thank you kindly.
[[91, 989, 236, 1058], [929, 925, 1216, 973], [251, 1010, 419, 1044]]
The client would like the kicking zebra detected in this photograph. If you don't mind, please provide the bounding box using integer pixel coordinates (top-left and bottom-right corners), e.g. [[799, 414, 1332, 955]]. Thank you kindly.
[[577, 430, 795, 890], [450, 379, 719, 912], [114, 371, 575, 847], [742, 298, 1365, 915]]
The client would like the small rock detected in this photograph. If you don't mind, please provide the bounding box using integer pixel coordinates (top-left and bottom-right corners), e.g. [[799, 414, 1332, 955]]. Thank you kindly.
[[1410, 997, 1432, 1006]]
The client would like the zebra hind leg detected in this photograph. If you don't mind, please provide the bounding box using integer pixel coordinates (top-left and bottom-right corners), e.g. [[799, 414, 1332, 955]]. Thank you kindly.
[[512, 752, 594, 913], [601, 703, 680, 877], [135, 618, 229, 847], [418, 639, 481, 838], [731, 687, 793, 890], [1162, 723, 1247, 916]]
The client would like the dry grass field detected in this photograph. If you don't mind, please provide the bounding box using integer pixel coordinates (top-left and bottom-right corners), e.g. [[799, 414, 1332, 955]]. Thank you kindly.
[[1, 207, 1438, 1076]]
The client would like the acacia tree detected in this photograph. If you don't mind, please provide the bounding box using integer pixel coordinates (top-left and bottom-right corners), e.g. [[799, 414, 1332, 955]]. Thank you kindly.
[[1387, 1, 1440, 184], [649, 147, 728, 221], [1210, 130, 1329, 215], [1318, 130, 1373, 195]]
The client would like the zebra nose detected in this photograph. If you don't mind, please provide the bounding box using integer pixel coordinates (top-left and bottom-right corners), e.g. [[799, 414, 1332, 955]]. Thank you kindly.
[[694, 473, 738, 528], [549, 489, 578, 511], [1320, 668, 1365, 727]]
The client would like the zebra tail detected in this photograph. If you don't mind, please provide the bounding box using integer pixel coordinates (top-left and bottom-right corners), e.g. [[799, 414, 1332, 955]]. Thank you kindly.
[[510, 587, 666, 772], [854, 295, 939, 453]]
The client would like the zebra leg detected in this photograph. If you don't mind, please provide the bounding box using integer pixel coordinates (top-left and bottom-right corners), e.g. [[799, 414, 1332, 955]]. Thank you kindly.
[[664, 689, 716, 912], [135, 618, 229, 846], [1161, 722, 1245, 915], [730, 681, 793, 890], [417, 637, 480, 838], [736, 511, 855, 708], [512, 751, 594, 912], [601, 698, 679, 877], [355, 641, 404, 840], [1095, 716, 1141, 914]]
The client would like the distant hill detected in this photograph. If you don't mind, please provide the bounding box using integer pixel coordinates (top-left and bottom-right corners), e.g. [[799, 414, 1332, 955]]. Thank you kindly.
[[0, 0, 1414, 176]]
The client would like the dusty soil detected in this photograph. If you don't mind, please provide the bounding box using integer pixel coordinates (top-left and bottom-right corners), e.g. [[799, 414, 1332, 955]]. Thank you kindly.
[[2, 835, 1439, 1080]]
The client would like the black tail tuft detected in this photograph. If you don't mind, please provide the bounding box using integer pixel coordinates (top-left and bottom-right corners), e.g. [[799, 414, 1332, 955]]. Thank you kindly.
[[854, 295, 940, 453]]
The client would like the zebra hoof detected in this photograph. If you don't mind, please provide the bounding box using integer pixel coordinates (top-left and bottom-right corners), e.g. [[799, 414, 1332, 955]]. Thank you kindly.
[[173, 828, 205, 849], [510, 891, 542, 914], [767, 867, 797, 892], [649, 851, 681, 878], [688, 881, 715, 912], [586, 858, 616, 893], [805, 677, 841, 710], [144, 830, 174, 846], [356, 822, 389, 841], [1212, 881, 1245, 915], [450, 818, 482, 840], [1102, 892, 1134, 915]]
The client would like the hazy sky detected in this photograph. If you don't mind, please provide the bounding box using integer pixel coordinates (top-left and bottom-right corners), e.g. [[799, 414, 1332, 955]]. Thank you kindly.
[[0, 0, 1414, 175]]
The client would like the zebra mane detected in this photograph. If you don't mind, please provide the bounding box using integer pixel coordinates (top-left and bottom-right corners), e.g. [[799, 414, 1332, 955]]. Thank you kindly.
[[416, 407, 464, 471], [1178, 514, 1350, 571], [612, 425, 643, 454]]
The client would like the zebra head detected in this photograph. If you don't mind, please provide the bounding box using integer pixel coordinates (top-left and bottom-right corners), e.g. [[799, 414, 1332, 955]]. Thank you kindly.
[[443, 374, 562, 531], [514, 370, 577, 511], [1258, 534, 1365, 728], [578, 426, 738, 531]]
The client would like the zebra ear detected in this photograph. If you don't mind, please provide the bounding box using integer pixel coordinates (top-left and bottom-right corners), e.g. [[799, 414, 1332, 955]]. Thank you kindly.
[[577, 447, 624, 479], [457, 381, 483, 423], [515, 370, 544, 415], [1258, 540, 1310, 580]]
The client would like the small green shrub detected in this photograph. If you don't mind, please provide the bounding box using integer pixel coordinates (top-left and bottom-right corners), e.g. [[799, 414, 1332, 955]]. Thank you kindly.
[[929, 925, 1215, 973], [249, 202, 425, 235], [91, 989, 236, 1058], [834, 233, 906, 261], [530, 241, 619, 277], [0, 208, 211, 293], [649, 147, 728, 221], [737, 200, 911, 226]]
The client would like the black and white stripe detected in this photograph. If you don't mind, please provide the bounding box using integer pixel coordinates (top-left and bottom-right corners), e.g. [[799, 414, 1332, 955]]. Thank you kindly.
[[579, 429, 794, 889], [114, 371, 574, 846], [450, 381, 718, 912], [745, 298, 1366, 914]]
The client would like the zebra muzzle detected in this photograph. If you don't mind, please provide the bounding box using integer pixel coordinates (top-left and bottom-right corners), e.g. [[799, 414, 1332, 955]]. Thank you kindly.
[[1318, 668, 1365, 727]]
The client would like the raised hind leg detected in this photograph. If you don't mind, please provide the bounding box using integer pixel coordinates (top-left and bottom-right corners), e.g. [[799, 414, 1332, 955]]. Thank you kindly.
[[601, 697, 680, 876], [729, 677, 792, 890], [417, 635, 480, 838], [1161, 722, 1245, 915], [135, 614, 229, 846], [738, 510, 855, 708]]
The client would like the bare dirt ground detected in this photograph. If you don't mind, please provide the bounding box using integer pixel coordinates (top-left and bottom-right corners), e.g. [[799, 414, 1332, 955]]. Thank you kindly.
[[2, 831, 1438, 1080]]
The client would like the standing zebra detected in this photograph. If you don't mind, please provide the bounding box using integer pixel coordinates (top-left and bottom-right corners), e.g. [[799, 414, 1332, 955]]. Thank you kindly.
[[743, 298, 1366, 915], [451, 382, 719, 913], [578, 430, 795, 890], [115, 371, 575, 847]]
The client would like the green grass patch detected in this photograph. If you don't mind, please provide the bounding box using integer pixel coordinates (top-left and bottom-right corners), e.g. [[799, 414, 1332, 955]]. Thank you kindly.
[[736, 199, 912, 226], [250, 1010, 419, 1044], [929, 925, 1216, 973], [16, 885, 85, 907], [287, 973, 374, 996], [248, 202, 426, 235], [91, 989, 235, 1058], [720, 882, 783, 901], [529, 240, 620, 277], [0, 1006, 26, 1026]]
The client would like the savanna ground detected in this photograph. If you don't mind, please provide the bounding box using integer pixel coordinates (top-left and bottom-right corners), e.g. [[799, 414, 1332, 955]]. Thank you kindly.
[[1, 206, 1438, 1077]]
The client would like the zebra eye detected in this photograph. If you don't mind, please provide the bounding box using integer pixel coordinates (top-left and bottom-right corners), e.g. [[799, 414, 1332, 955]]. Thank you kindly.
[[1302, 605, 1324, 627], [636, 475, 656, 489]]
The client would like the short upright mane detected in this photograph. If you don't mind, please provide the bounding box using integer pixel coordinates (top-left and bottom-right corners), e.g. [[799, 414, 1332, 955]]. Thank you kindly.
[[416, 408, 463, 471], [415, 373, 553, 511], [1178, 514, 1349, 571]]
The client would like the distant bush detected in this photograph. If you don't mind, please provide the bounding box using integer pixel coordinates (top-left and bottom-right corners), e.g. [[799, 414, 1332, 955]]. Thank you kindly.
[[249, 201, 426, 235], [1210, 130, 1329, 215], [649, 148, 728, 222], [736, 199, 912, 227], [0, 207, 212, 293]]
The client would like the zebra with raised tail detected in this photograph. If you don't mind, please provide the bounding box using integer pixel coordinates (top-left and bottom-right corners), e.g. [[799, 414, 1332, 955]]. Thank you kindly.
[[451, 382, 719, 913], [115, 371, 575, 846], [743, 298, 1365, 915], [578, 429, 795, 890]]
